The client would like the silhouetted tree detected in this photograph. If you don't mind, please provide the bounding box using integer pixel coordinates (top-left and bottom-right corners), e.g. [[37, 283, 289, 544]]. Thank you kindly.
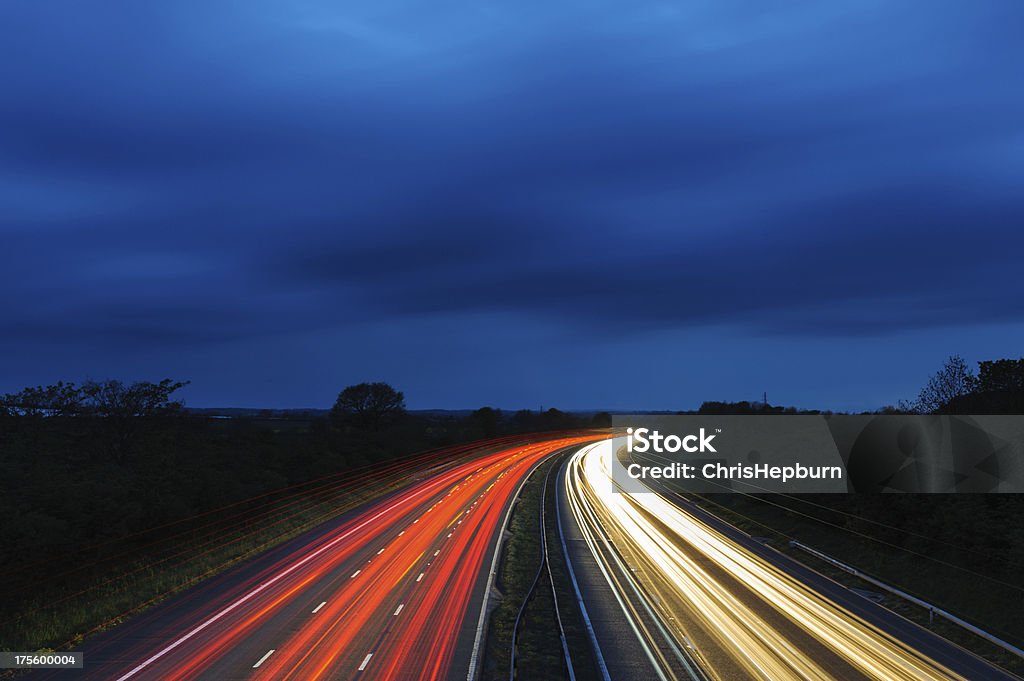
[[539, 407, 572, 430], [1, 379, 189, 462], [510, 409, 534, 433], [78, 379, 189, 417], [944, 357, 1024, 414], [913, 355, 976, 414], [82, 379, 190, 462], [976, 358, 1024, 394], [331, 382, 406, 430], [2, 381, 83, 416], [469, 407, 502, 438], [591, 411, 612, 427], [699, 400, 759, 415]]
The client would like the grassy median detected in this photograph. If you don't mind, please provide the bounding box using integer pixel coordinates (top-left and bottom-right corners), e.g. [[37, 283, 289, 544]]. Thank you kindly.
[[482, 454, 602, 681]]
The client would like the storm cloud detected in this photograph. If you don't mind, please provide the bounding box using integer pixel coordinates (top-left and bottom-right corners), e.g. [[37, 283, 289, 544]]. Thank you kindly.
[[2, 1, 1023, 409]]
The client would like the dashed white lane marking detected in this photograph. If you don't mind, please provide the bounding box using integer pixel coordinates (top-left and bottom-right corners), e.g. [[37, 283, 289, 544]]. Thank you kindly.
[[351, 570, 361, 578], [111, 488, 418, 681], [398, 530, 405, 536], [312, 601, 327, 614], [358, 653, 373, 671], [253, 650, 275, 668], [447, 532, 452, 538], [394, 603, 404, 616], [416, 572, 424, 582], [377, 548, 385, 555], [434, 550, 440, 557]]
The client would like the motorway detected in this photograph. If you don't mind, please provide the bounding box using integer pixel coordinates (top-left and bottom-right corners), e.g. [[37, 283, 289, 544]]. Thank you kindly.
[[560, 440, 1020, 681], [22, 434, 1019, 681], [27, 434, 601, 681]]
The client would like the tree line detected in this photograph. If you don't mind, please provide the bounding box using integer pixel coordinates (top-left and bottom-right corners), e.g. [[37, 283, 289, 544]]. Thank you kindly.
[[690, 356, 1024, 416], [0, 379, 595, 578], [905, 356, 1024, 414]]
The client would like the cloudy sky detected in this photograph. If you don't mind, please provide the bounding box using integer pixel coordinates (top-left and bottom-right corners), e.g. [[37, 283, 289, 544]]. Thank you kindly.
[[2, 1, 1022, 411]]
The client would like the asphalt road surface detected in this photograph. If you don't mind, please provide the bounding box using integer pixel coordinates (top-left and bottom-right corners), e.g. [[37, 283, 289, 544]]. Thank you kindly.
[[26, 435, 602, 681], [559, 440, 1020, 681]]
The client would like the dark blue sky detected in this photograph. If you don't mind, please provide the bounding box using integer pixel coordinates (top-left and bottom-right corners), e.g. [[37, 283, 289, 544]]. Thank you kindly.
[[2, 2, 1023, 411]]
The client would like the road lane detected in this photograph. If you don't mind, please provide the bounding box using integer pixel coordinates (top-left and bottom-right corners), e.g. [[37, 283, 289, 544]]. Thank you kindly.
[[562, 440, 1020, 681], [28, 435, 603, 681], [556, 458, 683, 681]]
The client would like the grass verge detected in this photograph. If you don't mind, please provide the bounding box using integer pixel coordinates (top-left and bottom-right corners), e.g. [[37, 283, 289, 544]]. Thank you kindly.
[[0, 477, 403, 657]]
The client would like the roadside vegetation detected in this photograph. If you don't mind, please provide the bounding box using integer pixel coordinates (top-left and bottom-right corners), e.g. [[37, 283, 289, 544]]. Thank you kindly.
[[0, 380, 596, 652]]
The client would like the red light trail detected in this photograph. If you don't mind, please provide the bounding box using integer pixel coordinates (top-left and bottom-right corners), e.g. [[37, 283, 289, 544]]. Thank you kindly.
[[51, 434, 603, 681]]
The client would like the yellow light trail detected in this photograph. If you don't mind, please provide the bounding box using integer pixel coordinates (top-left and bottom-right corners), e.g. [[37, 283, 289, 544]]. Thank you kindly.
[[564, 441, 970, 681]]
